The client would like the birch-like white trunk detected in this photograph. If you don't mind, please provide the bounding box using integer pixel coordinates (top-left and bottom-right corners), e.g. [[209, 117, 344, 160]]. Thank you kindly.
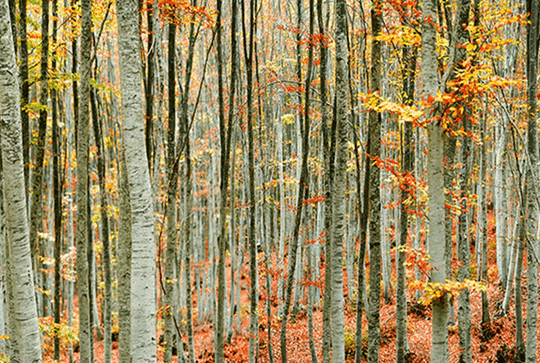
[[494, 121, 507, 288], [330, 0, 348, 359], [115, 1, 157, 361], [0, 1, 42, 360], [422, 0, 448, 360]]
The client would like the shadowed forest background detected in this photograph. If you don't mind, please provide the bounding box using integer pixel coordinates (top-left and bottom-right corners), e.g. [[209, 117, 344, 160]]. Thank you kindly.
[[0, 0, 540, 362]]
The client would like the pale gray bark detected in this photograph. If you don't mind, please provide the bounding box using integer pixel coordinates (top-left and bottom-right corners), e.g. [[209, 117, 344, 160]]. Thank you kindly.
[[502, 200, 521, 314], [76, 0, 92, 361], [478, 117, 491, 334], [494, 122, 508, 290], [318, 0, 333, 356], [457, 111, 472, 363], [0, 188, 5, 355], [331, 0, 348, 360], [116, 0, 157, 361], [90, 86, 111, 363], [0, 0, 42, 360], [515, 217, 525, 360], [422, 0, 449, 360], [525, 1, 539, 361]]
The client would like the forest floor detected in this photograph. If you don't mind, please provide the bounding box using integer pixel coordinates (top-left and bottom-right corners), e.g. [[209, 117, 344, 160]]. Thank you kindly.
[[56, 267, 533, 363], [52, 212, 535, 362]]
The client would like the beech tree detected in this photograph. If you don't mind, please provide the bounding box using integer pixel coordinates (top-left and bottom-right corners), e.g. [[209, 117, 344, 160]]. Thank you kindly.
[[75, 0, 92, 360], [116, 0, 157, 361], [524, 1, 539, 362], [421, 0, 449, 360], [0, 0, 42, 361], [330, 0, 348, 359], [367, 1, 382, 361], [5, 0, 540, 362]]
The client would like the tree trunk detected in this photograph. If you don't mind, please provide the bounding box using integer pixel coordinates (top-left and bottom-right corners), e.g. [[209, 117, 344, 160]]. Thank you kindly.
[[367, 1, 382, 361], [144, 0, 155, 176], [29, 0, 51, 316], [116, 0, 157, 361], [331, 0, 349, 359], [18, 0, 29, 199], [242, 0, 259, 360], [118, 150, 132, 363], [515, 216, 525, 361], [422, 0, 449, 360], [0, 1, 42, 360], [478, 113, 491, 336], [279, 0, 314, 357], [51, 0, 62, 358], [215, 0, 237, 356], [525, 0, 539, 361], [457, 107, 472, 363], [396, 35, 417, 363], [90, 85, 112, 362], [163, 22, 177, 363], [76, 0, 93, 360], [318, 0, 334, 359], [179, 16, 197, 362]]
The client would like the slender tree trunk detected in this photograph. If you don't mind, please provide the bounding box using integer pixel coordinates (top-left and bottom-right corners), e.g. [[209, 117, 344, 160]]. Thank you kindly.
[[478, 113, 491, 337], [51, 0, 62, 358], [525, 1, 539, 361], [354, 131, 369, 363], [457, 108, 472, 363], [90, 86, 112, 363], [422, 0, 448, 360], [0, 179, 5, 356], [367, 1, 382, 361], [116, 0, 157, 361], [330, 0, 349, 359], [502, 199, 520, 314], [118, 151, 132, 363], [179, 16, 197, 363], [215, 0, 237, 356], [29, 0, 51, 316], [144, 0, 155, 175], [0, 1, 42, 360], [18, 0, 29, 199], [515, 216, 525, 362], [242, 0, 259, 359], [279, 0, 314, 358], [68, 13, 79, 362], [318, 0, 335, 359], [163, 22, 177, 363], [396, 37, 417, 363], [88, 185, 97, 357], [76, 0, 93, 360], [495, 121, 508, 291]]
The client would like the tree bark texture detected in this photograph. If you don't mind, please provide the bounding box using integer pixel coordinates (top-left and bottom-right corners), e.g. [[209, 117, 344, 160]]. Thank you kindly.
[[163, 22, 177, 363], [368, 1, 382, 361], [0, 1, 42, 360], [422, 0, 449, 360], [76, 0, 92, 360], [525, 1, 539, 361], [331, 0, 349, 360], [118, 151, 132, 363], [116, 0, 157, 361]]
